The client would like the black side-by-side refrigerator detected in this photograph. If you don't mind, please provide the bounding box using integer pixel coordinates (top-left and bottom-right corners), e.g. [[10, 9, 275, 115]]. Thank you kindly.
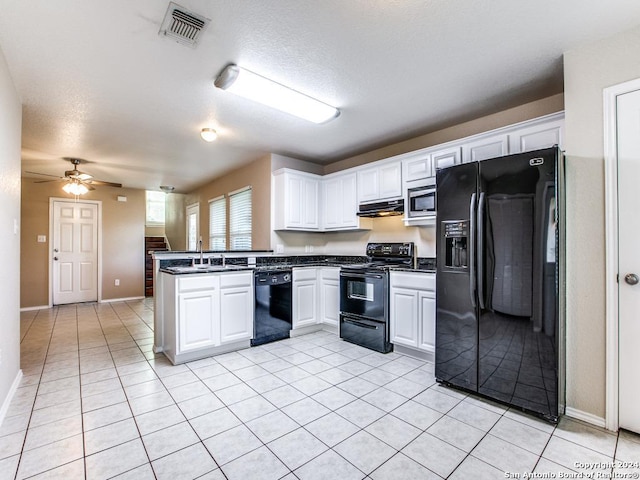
[[435, 146, 561, 422]]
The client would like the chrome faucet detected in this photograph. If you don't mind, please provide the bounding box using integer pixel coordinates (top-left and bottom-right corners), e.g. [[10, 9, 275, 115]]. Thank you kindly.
[[221, 254, 226, 267], [198, 238, 204, 265]]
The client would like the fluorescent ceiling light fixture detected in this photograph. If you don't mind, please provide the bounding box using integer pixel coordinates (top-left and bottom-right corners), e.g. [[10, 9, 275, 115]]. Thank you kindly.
[[214, 64, 340, 124], [62, 180, 89, 196], [200, 128, 217, 142]]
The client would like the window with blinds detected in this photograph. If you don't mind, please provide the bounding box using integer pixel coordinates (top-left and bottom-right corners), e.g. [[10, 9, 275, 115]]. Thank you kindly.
[[229, 187, 252, 250], [208, 196, 226, 250]]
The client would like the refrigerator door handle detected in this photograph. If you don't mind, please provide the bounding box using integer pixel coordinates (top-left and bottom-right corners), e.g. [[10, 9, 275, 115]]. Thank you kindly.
[[477, 192, 486, 310], [469, 193, 477, 308]]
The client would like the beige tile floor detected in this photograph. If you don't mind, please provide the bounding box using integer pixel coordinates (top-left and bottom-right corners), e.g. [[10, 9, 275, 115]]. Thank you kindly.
[[1, 299, 638, 479]]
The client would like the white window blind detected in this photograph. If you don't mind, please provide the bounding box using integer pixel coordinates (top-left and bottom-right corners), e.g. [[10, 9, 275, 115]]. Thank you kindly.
[[208, 196, 226, 250], [229, 187, 252, 250], [146, 191, 166, 225]]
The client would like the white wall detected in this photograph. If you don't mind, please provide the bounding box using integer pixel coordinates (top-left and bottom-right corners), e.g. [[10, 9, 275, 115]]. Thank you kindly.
[[0, 43, 22, 421], [563, 24, 640, 421]]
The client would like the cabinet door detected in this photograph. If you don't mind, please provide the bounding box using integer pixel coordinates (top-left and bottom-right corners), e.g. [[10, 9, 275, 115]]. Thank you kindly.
[[339, 173, 358, 228], [322, 177, 341, 229], [378, 162, 402, 199], [219, 286, 253, 344], [404, 154, 433, 182], [321, 278, 340, 327], [390, 288, 419, 347], [463, 134, 508, 163], [508, 119, 563, 154], [357, 168, 379, 203], [418, 291, 436, 353], [293, 281, 318, 329], [178, 291, 217, 353], [286, 174, 304, 228], [432, 146, 462, 171], [302, 177, 319, 229]]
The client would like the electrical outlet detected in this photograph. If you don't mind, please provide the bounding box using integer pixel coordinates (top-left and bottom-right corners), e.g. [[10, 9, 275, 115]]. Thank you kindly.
[[115, 279, 120, 286]]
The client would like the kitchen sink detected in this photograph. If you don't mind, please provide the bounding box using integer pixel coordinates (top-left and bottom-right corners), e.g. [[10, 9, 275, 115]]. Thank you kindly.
[[164, 265, 247, 274]]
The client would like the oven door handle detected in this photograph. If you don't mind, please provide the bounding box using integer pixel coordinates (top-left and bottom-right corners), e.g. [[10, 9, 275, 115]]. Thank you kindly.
[[340, 272, 384, 280], [343, 318, 379, 330]]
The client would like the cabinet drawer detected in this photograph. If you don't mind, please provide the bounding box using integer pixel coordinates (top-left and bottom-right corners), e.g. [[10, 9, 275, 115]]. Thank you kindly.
[[321, 267, 340, 280], [293, 268, 318, 281], [220, 272, 252, 288], [178, 275, 217, 292], [390, 272, 435, 291]]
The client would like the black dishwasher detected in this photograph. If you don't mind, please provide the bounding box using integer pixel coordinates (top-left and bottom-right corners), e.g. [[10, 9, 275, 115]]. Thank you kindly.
[[251, 269, 292, 346]]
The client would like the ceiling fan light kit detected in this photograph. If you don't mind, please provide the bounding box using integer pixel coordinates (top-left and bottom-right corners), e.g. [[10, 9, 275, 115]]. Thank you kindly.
[[62, 180, 89, 196], [214, 64, 340, 124]]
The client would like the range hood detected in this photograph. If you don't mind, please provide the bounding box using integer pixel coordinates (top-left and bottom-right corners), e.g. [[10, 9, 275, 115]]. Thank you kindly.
[[357, 199, 404, 218]]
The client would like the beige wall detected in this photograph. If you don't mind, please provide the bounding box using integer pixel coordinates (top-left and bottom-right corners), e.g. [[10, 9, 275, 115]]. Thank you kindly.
[[165, 193, 186, 250], [0, 44, 22, 416], [145, 225, 165, 237], [20, 180, 145, 307], [563, 25, 640, 420], [183, 155, 272, 251]]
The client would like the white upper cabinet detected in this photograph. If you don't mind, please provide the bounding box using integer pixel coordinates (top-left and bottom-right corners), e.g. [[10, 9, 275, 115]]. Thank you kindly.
[[508, 117, 564, 154], [403, 153, 433, 182], [462, 134, 509, 163], [322, 172, 371, 231], [357, 160, 402, 203], [273, 169, 320, 231], [432, 146, 462, 172]]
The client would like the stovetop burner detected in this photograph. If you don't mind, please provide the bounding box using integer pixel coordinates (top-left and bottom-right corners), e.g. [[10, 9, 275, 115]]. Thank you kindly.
[[340, 242, 416, 273]]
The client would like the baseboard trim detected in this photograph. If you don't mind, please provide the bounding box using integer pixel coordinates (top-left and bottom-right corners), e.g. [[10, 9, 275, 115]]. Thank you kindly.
[[0, 370, 23, 427], [99, 296, 145, 303], [565, 407, 606, 429], [20, 305, 50, 312]]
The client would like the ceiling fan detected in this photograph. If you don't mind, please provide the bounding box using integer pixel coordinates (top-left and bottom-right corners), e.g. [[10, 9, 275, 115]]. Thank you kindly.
[[26, 158, 123, 193]]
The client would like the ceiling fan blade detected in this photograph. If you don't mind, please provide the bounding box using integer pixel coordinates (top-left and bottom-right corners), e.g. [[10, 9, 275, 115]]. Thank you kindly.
[[87, 179, 123, 188], [34, 179, 63, 184], [25, 171, 63, 178]]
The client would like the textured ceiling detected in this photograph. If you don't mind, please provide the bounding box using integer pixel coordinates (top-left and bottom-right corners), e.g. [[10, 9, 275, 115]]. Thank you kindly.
[[1, 0, 639, 192]]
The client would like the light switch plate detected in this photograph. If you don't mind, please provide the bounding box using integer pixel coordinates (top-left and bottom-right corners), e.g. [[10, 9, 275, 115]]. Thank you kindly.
[[37, 235, 47, 243]]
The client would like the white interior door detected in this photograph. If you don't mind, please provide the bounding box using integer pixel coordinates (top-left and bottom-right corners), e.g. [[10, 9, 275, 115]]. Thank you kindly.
[[52, 201, 98, 305], [617, 88, 640, 434], [186, 203, 199, 250]]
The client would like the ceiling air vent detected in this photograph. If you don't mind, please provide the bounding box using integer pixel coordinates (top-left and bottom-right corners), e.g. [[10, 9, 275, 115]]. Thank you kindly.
[[159, 2, 210, 47]]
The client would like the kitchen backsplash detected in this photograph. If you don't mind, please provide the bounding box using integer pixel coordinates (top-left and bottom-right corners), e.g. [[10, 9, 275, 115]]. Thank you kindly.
[[271, 216, 436, 256]]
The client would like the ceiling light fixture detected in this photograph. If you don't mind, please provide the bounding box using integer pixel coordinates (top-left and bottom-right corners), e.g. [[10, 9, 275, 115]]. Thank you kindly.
[[160, 185, 175, 193], [62, 180, 89, 196], [200, 128, 217, 142], [214, 64, 340, 124]]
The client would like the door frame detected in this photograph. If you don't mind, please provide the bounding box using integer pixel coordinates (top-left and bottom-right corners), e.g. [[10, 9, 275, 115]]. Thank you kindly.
[[185, 202, 199, 250], [603, 77, 640, 432], [48, 197, 103, 307]]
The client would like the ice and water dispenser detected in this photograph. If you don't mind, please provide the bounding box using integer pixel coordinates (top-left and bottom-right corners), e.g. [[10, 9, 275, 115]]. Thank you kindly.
[[442, 220, 469, 271]]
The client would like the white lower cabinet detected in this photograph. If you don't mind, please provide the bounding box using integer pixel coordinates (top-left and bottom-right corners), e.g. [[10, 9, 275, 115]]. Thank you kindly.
[[219, 282, 253, 344], [390, 271, 436, 356], [292, 268, 318, 329], [178, 290, 218, 353], [161, 271, 253, 364], [320, 267, 340, 328]]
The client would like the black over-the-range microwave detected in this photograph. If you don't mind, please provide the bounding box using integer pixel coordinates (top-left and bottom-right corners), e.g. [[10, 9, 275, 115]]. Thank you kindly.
[[407, 178, 436, 218]]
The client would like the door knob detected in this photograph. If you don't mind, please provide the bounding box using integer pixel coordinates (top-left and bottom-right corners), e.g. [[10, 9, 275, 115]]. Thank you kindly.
[[624, 273, 639, 285], [54, 257, 58, 261]]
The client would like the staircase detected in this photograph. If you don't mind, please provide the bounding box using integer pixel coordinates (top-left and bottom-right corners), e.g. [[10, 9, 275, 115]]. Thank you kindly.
[[145, 236, 168, 297]]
